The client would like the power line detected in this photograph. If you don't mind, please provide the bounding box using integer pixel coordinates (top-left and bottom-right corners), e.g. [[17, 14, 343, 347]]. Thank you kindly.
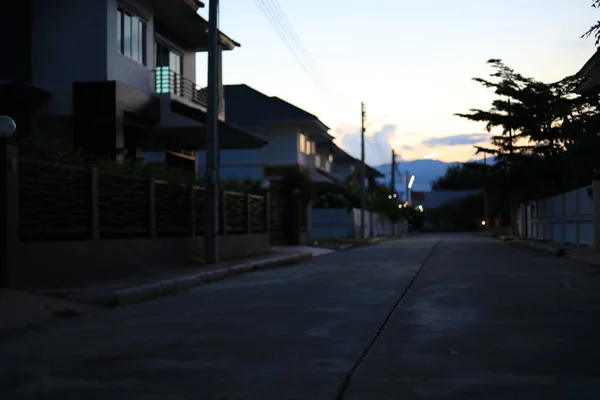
[[267, 0, 318, 69], [253, 0, 324, 91]]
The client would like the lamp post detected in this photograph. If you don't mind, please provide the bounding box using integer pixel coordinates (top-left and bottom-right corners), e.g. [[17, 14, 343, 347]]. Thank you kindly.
[[0, 116, 16, 285]]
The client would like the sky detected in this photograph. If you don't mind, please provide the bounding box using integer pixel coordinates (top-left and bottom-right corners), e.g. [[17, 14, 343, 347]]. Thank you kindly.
[[197, 0, 600, 165]]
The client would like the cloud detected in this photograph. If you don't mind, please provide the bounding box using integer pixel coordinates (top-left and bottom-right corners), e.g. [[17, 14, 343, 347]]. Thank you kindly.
[[401, 145, 414, 151], [337, 124, 396, 166], [421, 133, 489, 148]]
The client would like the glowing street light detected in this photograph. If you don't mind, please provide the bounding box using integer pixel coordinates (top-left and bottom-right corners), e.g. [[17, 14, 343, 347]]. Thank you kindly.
[[408, 175, 415, 189]]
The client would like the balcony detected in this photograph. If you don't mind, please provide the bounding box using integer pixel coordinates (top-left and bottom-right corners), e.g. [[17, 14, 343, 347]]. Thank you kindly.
[[152, 68, 207, 108], [305, 154, 332, 172]]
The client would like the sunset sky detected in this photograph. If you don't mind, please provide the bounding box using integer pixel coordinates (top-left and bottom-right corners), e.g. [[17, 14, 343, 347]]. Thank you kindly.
[[197, 0, 599, 165]]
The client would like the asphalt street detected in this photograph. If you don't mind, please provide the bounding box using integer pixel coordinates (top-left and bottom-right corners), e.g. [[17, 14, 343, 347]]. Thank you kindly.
[[1, 234, 600, 399]]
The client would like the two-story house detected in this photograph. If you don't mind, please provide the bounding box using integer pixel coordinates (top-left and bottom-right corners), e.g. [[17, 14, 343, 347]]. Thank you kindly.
[[329, 145, 384, 192], [196, 84, 343, 244], [0, 0, 265, 172], [198, 84, 342, 186]]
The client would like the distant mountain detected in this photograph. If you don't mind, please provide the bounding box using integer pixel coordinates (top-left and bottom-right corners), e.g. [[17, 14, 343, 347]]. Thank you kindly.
[[374, 159, 458, 193]]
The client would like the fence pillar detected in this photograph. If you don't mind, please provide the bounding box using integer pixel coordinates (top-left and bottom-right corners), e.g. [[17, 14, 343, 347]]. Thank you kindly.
[[561, 193, 566, 243], [220, 190, 227, 236], [148, 179, 156, 238], [576, 187, 581, 244], [0, 145, 18, 285], [265, 193, 270, 235], [245, 192, 252, 234], [90, 168, 99, 241], [190, 185, 196, 238], [593, 180, 600, 250]]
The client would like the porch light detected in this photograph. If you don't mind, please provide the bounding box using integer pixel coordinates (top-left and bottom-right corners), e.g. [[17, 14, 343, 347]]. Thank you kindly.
[[0, 116, 16, 138], [260, 179, 271, 191]]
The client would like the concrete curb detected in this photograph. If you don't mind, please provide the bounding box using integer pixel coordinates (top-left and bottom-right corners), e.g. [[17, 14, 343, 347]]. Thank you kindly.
[[506, 239, 564, 257], [67, 252, 313, 307]]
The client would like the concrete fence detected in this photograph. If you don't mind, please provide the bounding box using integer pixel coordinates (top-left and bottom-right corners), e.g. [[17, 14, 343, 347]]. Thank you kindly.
[[311, 208, 404, 240], [1, 146, 270, 288], [518, 181, 600, 248]]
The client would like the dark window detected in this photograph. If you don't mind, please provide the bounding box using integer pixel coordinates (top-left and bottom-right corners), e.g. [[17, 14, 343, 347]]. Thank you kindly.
[[117, 7, 146, 65]]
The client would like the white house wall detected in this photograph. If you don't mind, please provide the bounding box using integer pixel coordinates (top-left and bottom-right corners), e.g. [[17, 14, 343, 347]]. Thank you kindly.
[[31, 0, 110, 116], [261, 129, 299, 166]]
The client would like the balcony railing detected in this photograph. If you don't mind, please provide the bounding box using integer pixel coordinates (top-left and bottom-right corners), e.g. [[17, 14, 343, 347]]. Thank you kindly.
[[152, 68, 207, 108]]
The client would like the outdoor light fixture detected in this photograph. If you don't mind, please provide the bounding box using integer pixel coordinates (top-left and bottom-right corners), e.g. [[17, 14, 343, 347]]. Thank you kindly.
[[408, 175, 415, 189], [259, 179, 271, 191], [393, 193, 397, 199], [481, 220, 486, 226], [398, 204, 403, 209], [388, 195, 392, 199], [0, 116, 16, 138]]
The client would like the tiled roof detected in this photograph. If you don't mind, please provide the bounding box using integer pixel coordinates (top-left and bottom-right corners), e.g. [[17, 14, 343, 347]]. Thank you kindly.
[[223, 84, 329, 130]]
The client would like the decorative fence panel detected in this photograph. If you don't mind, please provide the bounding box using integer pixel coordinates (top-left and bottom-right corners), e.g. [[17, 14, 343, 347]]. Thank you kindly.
[[223, 191, 246, 234], [16, 158, 269, 242], [19, 159, 91, 241], [155, 181, 193, 237], [249, 194, 267, 233], [98, 171, 149, 238]]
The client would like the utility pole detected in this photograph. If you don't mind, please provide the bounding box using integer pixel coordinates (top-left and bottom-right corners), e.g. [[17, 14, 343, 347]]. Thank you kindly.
[[391, 150, 396, 194], [484, 154, 489, 230], [360, 102, 366, 239], [204, 0, 220, 263], [405, 171, 410, 204]]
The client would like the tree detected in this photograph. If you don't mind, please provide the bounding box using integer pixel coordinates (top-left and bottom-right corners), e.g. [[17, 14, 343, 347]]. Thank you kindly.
[[455, 59, 599, 202], [431, 162, 485, 191], [583, 0, 600, 46]]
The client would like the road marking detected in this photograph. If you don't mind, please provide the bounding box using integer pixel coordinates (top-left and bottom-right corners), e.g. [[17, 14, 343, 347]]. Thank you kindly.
[[335, 240, 441, 400]]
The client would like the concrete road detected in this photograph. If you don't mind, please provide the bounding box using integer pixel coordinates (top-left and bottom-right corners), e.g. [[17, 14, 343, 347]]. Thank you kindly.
[[1, 234, 600, 399]]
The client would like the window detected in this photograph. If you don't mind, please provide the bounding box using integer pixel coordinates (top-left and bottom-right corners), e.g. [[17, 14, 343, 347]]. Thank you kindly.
[[299, 133, 316, 155], [117, 7, 147, 65], [328, 153, 334, 163], [155, 41, 184, 94], [299, 133, 307, 154]]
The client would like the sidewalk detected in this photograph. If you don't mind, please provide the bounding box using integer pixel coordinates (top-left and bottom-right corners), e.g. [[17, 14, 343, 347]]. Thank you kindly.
[[507, 238, 600, 267], [35, 248, 317, 308], [0, 240, 392, 335], [0, 288, 96, 335]]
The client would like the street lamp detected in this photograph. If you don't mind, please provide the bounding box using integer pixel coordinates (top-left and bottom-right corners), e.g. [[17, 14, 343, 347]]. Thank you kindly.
[[0, 115, 16, 285]]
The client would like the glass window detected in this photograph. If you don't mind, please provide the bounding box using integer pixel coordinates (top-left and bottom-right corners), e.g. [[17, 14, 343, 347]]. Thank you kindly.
[[123, 13, 131, 56], [117, 10, 122, 52], [299, 133, 306, 153], [329, 153, 334, 163], [131, 19, 140, 62], [117, 7, 146, 65]]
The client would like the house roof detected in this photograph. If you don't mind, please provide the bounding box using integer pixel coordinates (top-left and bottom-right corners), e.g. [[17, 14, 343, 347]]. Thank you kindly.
[[223, 84, 330, 135], [152, 0, 239, 51], [575, 49, 600, 93], [331, 144, 384, 178]]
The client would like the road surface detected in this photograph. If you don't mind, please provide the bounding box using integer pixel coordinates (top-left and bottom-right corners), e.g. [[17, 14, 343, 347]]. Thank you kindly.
[[1, 234, 600, 399]]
